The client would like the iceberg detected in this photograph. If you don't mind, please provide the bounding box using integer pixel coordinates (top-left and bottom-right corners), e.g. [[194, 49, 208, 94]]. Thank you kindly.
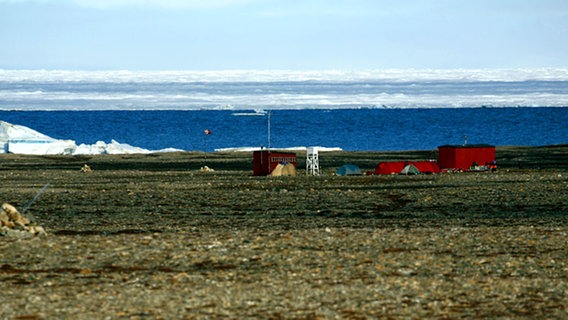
[[0, 120, 156, 155], [0, 120, 76, 155], [6, 139, 77, 155]]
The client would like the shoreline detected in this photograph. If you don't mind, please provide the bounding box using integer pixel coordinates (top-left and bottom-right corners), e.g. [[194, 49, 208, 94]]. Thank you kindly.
[[2, 144, 566, 170]]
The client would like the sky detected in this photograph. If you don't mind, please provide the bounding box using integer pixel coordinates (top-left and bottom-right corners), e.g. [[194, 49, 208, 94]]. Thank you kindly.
[[1, 0, 567, 70]]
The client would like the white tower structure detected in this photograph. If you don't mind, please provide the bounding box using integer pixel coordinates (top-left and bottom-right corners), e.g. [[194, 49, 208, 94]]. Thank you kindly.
[[306, 147, 320, 176]]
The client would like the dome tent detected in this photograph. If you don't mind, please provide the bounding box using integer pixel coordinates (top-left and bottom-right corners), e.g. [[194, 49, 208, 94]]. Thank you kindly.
[[335, 164, 363, 176], [400, 164, 420, 175], [374, 161, 440, 175], [374, 162, 406, 175], [270, 162, 297, 176]]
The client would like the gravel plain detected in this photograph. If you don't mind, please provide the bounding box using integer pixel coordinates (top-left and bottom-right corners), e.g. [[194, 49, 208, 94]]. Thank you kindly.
[[1, 146, 567, 319]]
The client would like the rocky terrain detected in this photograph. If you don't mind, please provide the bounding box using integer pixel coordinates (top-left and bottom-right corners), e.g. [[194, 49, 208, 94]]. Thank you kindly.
[[1, 145, 567, 319]]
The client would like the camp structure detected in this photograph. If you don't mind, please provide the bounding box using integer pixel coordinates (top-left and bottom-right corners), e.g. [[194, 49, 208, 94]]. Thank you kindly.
[[438, 144, 496, 171], [375, 162, 405, 175], [253, 150, 297, 176], [411, 161, 442, 174], [374, 161, 440, 175], [270, 162, 297, 176], [400, 164, 420, 175], [335, 164, 363, 176]]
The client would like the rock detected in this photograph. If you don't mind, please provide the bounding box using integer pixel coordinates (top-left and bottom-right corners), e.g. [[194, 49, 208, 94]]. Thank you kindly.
[[1, 203, 30, 227], [0, 202, 47, 237]]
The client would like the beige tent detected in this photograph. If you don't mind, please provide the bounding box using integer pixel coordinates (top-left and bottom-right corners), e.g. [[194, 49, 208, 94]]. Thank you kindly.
[[270, 163, 297, 176]]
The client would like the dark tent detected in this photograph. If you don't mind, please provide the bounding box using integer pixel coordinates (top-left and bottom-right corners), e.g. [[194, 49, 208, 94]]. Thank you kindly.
[[335, 164, 363, 176]]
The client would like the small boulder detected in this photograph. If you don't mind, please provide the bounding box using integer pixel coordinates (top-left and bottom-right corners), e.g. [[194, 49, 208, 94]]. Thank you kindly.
[[0, 203, 47, 238]]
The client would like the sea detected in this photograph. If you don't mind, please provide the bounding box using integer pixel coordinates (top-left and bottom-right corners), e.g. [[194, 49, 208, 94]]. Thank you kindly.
[[1, 69, 567, 152]]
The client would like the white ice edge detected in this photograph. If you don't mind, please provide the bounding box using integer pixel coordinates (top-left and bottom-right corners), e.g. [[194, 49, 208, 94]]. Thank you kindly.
[[2, 68, 568, 83]]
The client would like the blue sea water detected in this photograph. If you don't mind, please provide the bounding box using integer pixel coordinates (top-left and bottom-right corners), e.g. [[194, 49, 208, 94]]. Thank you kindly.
[[0, 69, 567, 151], [0, 108, 566, 151]]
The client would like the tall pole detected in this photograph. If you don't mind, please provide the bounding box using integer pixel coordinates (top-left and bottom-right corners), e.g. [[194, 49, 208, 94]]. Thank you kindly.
[[203, 132, 207, 166], [267, 110, 271, 150], [203, 129, 211, 166]]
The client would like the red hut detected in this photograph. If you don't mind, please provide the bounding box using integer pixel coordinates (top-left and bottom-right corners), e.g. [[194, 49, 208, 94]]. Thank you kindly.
[[253, 150, 297, 176], [438, 144, 496, 171]]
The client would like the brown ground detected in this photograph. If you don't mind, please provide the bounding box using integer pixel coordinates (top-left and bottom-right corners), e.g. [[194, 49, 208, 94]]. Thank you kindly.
[[1, 145, 567, 319]]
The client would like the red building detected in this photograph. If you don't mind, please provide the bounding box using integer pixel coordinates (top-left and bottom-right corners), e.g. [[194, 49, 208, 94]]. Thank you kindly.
[[253, 150, 297, 176], [438, 144, 496, 171]]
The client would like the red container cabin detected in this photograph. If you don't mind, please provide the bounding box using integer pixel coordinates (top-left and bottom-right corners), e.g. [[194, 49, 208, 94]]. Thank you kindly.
[[438, 144, 496, 171], [253, 150, 297, 176]]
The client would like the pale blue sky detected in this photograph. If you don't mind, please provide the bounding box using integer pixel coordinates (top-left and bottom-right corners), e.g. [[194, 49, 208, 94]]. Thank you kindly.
[[1, 0, 567, 70]]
